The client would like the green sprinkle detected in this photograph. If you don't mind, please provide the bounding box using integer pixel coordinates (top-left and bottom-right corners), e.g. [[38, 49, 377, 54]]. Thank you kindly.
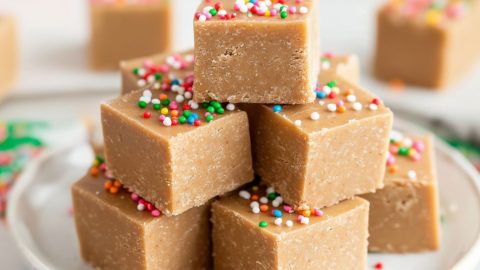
[[280, 5, 287, 12], [209, 8, 217, 16], [154, 73, 162, 81], [398, 147, 409, 156], [211, 101, 221, 109], [183, 110, 192, 117], [280, 11, 288, 19], [179, 116, 187, 124], [133, 67, 140, 75], [207, 106, 215, 114], [202, 102, 210, 108], [96, 156, 105, 164], [267, 192, 277, 201], [216, 107, 225, 115], [259, 221, 268, 228], [327, 80, 337, 88], [206, 115, 214, 122], [138, 101, 147, 108], [161, 99, 170, 106], [153, 104, 161, 110]]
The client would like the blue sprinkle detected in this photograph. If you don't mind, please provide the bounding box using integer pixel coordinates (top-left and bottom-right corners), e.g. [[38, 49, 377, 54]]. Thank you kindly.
[[316, 91, 326, 99], [191, 113, 199, 120], [171, 79, 180, 86], [273, 105, 282, 113], [273, 209, 282, 218], [187, 116, 196, 125]]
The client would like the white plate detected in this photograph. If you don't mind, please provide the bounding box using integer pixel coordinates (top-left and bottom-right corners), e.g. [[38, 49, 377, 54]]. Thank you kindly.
[[7, 118, 480, 270]]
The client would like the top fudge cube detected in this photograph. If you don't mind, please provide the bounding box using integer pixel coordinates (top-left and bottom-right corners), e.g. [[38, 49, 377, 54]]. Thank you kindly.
[[374, 0, 480, 88], [101, 88, 253, 215], [320, 52, 359, 84], [250, 74, 393, 209], [193, 0, 320, 104]]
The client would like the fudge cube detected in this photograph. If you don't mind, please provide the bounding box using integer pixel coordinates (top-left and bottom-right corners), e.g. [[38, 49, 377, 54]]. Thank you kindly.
[[72, 160, 212, 270], [89, 0, 172, 70], [212, 185, 369, 270], [247, 74, 393, 209], [0, 16, 16, 99], [193, 0, 320, 104], [101, 87, 253, 215], [361, 132, 440, 252], [120, 49, 194, 95], [374, 0, 480, 88], [320, 52, 359, 84]]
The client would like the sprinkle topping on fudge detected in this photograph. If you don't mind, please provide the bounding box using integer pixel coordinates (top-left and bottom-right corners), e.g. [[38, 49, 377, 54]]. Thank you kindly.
[[195, 0, 313, 21], [89, 156, 162, 217], [386, 131, 425, 177]]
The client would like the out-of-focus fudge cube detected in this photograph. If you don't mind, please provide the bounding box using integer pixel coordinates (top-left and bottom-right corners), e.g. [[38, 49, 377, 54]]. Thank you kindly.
[[0, 16, 16, 99], [101, 85, 253, 215], [120, 49, 194, 95], [193, 0, 320, 104], [212, 185, 369, 270], [72, 158, 212, 270], [374, 0, 480, 88], [247, 74, 392, 209], [320, 52, 359, 83], [89, 0, 172, 70], [361, 132, 440, 252]]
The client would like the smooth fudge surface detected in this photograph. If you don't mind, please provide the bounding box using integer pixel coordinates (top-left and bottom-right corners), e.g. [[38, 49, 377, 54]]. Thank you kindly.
[[120, 49, 194, 95], [72, 160, 212, 270], [374, 0, 480, 88], [361, 133, 440, 253], [101, 88, 253, 215], [320, 53, 359, 84], [212, 185, 369, 270], [89, 0, 172, 70], [247, 74, 393, 209], [0, 16, 16, 99], [194, 0, 320, 104]]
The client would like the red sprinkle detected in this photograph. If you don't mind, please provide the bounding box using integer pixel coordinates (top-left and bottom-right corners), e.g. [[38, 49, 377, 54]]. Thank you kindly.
[[372, 98, 380, 105], [143, 111, 151, 119], [374, 262, 383, 269]]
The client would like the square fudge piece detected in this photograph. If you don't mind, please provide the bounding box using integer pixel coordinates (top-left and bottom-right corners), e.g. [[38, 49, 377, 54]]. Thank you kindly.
[[194, 0, 320, 104], [89, 0, 172, 70], [320, 52, 359, 84], [212, 185, 369, 270], [0, 16, 16, 99], [72, 159, 212, 270], [374, 0, 480, 88], [101, 87, 253, 215], [361, 132, 440, 252], [120, 49, 194, 95], [247, 74, 393, 209]]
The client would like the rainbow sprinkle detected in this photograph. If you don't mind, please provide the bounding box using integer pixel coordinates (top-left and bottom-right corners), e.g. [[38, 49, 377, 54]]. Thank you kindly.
[[386, 131, 425, 174]]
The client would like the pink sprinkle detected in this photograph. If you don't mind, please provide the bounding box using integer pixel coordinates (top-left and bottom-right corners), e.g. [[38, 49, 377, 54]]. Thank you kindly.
[[445, 4, 464, 19], [283, 205, 293, 213], [323, 52, 334, 59], [161, 82, 170, 91], [159, 64, 169, 73], [159, 115, 166, 121], [297, 215, 304, 222], [131, 193, 139, 201], [151, 209, 161, 217], [313, 208, 324, 217], [234, 3, 240, 11], [295, 0, 303, 3], [386, 154, 395, 166], [138, 199, 146, 205], [169, 102, 178, 110], [288, 6, 297, 14], [270, 8, 278, 16], [412, 140, 425, 153], [411, 154, 421, 162], [336, 100, 345, 106], [143, 59, 154, 69], [99, 163, 107, 171], [389, 145, 399, 155]]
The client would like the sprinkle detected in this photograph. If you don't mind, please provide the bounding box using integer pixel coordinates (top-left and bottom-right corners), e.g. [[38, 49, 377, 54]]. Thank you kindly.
[[259, 221, 268, 228], [352, 102, 362, 111], [252, 206, 261, 214], [137, 203, 145, 211], [310, 112, 320, 121], [286, 220, 294, 227], [299, 6, 308, 14], [369, 104, 378, 111], [407, 170, 417, 180], [274, 218, 283, 226], [239, 190, 251, 199], [250, 201, 260, 209], [272, 209, 282, 218], [273, 105, 282, 113], [300, 216, 310, 225], [374, 262, 383, 269], [327, 103, 337, 112], [259, 196, 269, 204], [294, 120, 302, 127], [226, 103, 235, 111], [346, 94, 357, 103], [163, 117, 172, 126]]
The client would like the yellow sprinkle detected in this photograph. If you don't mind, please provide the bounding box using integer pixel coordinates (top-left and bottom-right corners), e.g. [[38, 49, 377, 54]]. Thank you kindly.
[[265, 10, 271, 17], [426, 10, 442, 26], [161, 108, 169, 115]]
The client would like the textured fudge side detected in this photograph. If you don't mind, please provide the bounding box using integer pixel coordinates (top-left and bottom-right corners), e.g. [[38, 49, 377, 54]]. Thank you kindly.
[[101, 90, 253, 215], [320, 53, 360, 84], [0, 16, 16, 99], [362, 133, 440, 252], [89, 1, 172, 70], [374, 1, 480, 88], [120, 49, 194, 95], [250, 74, 392, 208], [194, 0, 320, 104], [72, 174, 211, 270], [212, 187, 369, 270]]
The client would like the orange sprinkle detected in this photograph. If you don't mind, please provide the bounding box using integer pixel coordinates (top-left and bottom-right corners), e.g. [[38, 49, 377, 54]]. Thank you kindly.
[[388, 79, 405, 92], [159, 93, 168, 100], [90, 167, 99, 177], [344, 88, 353, 96], [104, 180, 112, 190], [301, 209, 311, 217], [388, 165, 398, 174], [337, 106, 346, 113], [109, 186, 119, 194], [260, 205, 269, 212], [113, 180, 122, 187], [251, 194, 259, 201], [171, 110, 179, 117]]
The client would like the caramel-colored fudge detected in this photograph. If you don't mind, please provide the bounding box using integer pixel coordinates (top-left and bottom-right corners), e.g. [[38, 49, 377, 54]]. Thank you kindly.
[[120, 49, 194, 95], [89, 0, 172, 70], [374, 0, 480, 88], [247, 74, 393, 209], [101, 87, 253, 215], [72, 159, 212, 270], [193, 0, 320, 104], [0, 16, 16, 99], [212, 185, 369, 270], [320, 52, 359, 84], [361, 132, 440, 253]]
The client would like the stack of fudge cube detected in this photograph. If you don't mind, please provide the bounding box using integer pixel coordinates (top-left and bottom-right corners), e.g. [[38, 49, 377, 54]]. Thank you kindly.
[[73, 0, 440, 269]]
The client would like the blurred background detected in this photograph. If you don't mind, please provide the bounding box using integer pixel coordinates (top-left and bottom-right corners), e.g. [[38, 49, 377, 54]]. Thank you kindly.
[[1, 0, 479, 268]]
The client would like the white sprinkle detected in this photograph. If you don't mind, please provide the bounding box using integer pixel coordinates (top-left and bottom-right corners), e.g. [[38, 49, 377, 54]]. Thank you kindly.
[[184, 92, 193, 99], [407, 170, 417, 180], [299, 6, 308, 14], [226, 103, 236, 111], [143, 89, 152, 97], [137, 68, 146, 77], [346, 94, 357, 103], [322, 85, 331, 94], [153, 82, 161, 89], [147, 75, 156, 83], [272, 199, 281, 208], [252, 206, 260, 214], [137, 204, 145, 211], [327, 103, 337, 112], [332, 87, 340, 94], [189, 101, 199, 110], [300, 217, 310, 225], [218, 9, 227, 16], [259, 196, 268, 204], [390, 130, 404, 142], [176, 95, 185, 103], [185, 54, 194, 63], [321, 62, 331, 70], [240, 5, 248, 13], [151, 98, 160, 104], [274, 218, 283, 226], [139, 96, 151, 104], [137, 79, 146, 87], [353, 102, 363, 111], [198, 14, 207, 22], [266, 187, 275, 194], [294, 120, 302, 127], [286, 220, 294, 227], [369, 103, 378, 111], [403, 138, 413, 148], [310, 112, 320, 121], [239, 190, 251, 200], [163, 117, 172, 127], [250, 201, 260, 209]]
